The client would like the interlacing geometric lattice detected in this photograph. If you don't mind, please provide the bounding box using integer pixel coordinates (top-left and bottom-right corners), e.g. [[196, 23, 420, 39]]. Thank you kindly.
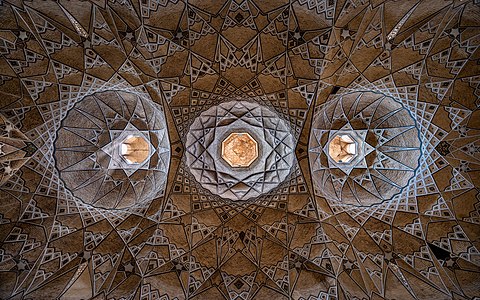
[[55, 90, 170, 209], [186, 101, 295, 201], [0, 0, 479, 299], [309, 91, 421, 206]]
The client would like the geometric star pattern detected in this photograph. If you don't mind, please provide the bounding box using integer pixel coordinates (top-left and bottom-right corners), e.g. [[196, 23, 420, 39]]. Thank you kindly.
[[0, 1, 478, 299], [186, 101, 295, 201], [55, 90, 170, 210], [309, 91, 421, 206], [0, 114, 36, 187]]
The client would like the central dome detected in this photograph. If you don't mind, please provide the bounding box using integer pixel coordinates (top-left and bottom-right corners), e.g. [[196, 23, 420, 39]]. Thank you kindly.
[[185, 101, 295, 201]]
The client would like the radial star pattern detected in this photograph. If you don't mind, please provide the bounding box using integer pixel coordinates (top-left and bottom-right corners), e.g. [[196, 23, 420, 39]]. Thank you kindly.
[[309, 91, 421, 206], [55, 90, 170, 209], [185, 101, 295, 201]]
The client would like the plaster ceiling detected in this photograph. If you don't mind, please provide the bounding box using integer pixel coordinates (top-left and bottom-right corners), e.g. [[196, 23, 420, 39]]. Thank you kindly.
[[0, 0, 479, 299]]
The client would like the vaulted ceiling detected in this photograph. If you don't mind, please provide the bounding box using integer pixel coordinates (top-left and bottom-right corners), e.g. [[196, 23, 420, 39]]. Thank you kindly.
[[0, 0, 479, 299]]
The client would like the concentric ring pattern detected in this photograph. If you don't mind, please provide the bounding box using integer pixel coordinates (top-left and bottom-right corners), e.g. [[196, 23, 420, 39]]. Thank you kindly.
[[55, 90, 170, 209], [0, 1, 479, 299], [185, 101, 295, 201], [309, 91, 421, 206]]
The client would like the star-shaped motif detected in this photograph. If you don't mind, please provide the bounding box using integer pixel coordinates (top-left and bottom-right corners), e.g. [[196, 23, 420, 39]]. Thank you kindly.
[[384, 251, 394, 261], [294, 261, 303, 269], [123, 261, 135, 273], [3, 165, 13, 175], [125, 32, 134, 40], [343, 260, 354, 270], [175, 263, 184, 271], [18, 31, 28, 41], [82, 39, 91, 48], [175, 30, 184, 40], [449, 28, 460, 38], [385, 41, 392, 51], [444, 257, 455, 267], [16, 259, 28, 271], [341, 29, 350, 40]]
